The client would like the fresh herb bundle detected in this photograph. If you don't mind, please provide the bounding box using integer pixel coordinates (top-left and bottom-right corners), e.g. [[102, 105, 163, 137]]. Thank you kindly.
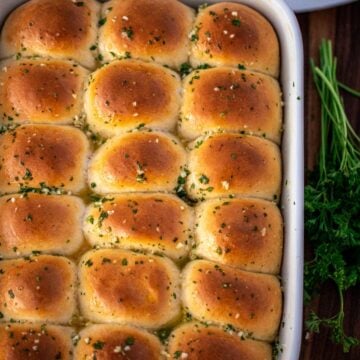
[[305, 39, 360, 352]]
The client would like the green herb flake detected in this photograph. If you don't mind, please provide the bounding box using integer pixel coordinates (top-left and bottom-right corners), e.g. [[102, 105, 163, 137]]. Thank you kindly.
[[85, 259, 93, 267], [22, 168, 33, 181], [199, 174, 210, 184], [125, 337, 135, 346], [98, 211, 109, 228], [122, 27, 134, 39], [93, 340, 105, 349], [98, 18, 107, 27]]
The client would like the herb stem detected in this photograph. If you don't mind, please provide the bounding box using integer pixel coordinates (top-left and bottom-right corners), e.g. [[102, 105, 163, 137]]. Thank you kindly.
[[338, 82, 360, 97]]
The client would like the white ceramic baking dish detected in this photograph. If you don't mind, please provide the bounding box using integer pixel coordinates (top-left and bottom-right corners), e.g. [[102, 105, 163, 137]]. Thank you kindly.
[[0, 1, 304, 359]]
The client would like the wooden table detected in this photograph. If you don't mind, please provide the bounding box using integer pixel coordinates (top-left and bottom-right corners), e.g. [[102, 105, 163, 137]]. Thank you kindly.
[[297, 2, 360, 359]]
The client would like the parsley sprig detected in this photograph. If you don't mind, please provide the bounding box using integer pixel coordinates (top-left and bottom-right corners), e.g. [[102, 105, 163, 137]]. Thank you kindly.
[[305, 39, 360, 352]]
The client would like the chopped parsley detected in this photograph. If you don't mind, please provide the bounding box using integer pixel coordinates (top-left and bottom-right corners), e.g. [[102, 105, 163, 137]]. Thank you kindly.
[[125, 337, 135, 346], [199, 174, 209, 184], [85, 259, 93, 267], [93, 340, 105, 349], [98, 211, 109, 228], [22, 168, 33, 181], [98, 18, 107, 27], [122, 27, 134, 39]]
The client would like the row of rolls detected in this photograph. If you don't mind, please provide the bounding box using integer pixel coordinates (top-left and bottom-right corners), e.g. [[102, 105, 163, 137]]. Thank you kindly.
[[1, 322, 273, 359], [0, 0, 283, 359], [0, 58, 281, 141], [0, 248, 281, 337], [0, 124, 281, 199], [0, 250, 280, 359], [0, 0, 279, 75]]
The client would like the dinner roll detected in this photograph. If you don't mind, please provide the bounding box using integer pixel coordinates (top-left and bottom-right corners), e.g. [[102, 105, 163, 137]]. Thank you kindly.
[[190, 3, 279, 77], [0, 0, 100, 69], [75, 324, 163, 360], [168, 322, 272, 360], [0, 59, 88, 125], [98, 0, 194, 68], [194, 198, 283, 274], [88, 132, 187, 194], [78, 249, 181, 328], [84, 193, 193, 261], [85, 59, 181, 137], [0, 323, 73, 360], [187, 134, 281, 201], [0, 255, 76, 323], [0, 125, 89, 194], [0, 193, 84, 259], [182, 260, 282, 341], [180, 67, 282, 143]]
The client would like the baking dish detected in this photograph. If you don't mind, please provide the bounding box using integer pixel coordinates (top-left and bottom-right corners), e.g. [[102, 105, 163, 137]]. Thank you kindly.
[[0, 0, 304, 359]]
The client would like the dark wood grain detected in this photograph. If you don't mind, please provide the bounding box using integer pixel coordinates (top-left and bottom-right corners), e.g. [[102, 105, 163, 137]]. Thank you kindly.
[[298, 2, 360, 359]]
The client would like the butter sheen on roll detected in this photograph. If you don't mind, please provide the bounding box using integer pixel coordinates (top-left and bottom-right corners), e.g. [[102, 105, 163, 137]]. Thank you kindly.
[[187, 133, 281, 201], [88, 131, 187, 194], [182, 260, 282, 341], [190, 2, 279, 77], [85, 59, 181, 137], [168, 322, 272, 360], [194, 197, 283, 274], [75, 324, 164, 360], [0, 0, 100, 69], [0, 59, 88, 125], [0, 255, 76, 323], [0, 193, 85, 259], [98, 0, 195, 68], [78, 249, 181, 329], [180, 67, 282, 143], [0, 323, 73, 360], [83, 193, 193, 261], [0, 124, 89, 194]]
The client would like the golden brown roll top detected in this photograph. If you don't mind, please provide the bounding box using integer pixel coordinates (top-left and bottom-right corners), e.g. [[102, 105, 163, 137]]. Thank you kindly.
[[84, 193, 193, 261], [187, 134, 281, 201], [0, 124, 89, 194], [0, 0, 100, 69], [0, 59, 88, 125], [74, 324, 164, 360], [85, 59, 181, 137], [168, 322, 272, 360], [180, 67, 282, 143], [182, 260, 282, 341], [98, 0, 195, 68], [0, 323, 73, 360], [88, 131, 187, 194], [190, 3, 279, 77], [0, 255, 76, 323], [78, 249, 181, 328], [194, 198, 283, 274], [0, 193, 84, 259]]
